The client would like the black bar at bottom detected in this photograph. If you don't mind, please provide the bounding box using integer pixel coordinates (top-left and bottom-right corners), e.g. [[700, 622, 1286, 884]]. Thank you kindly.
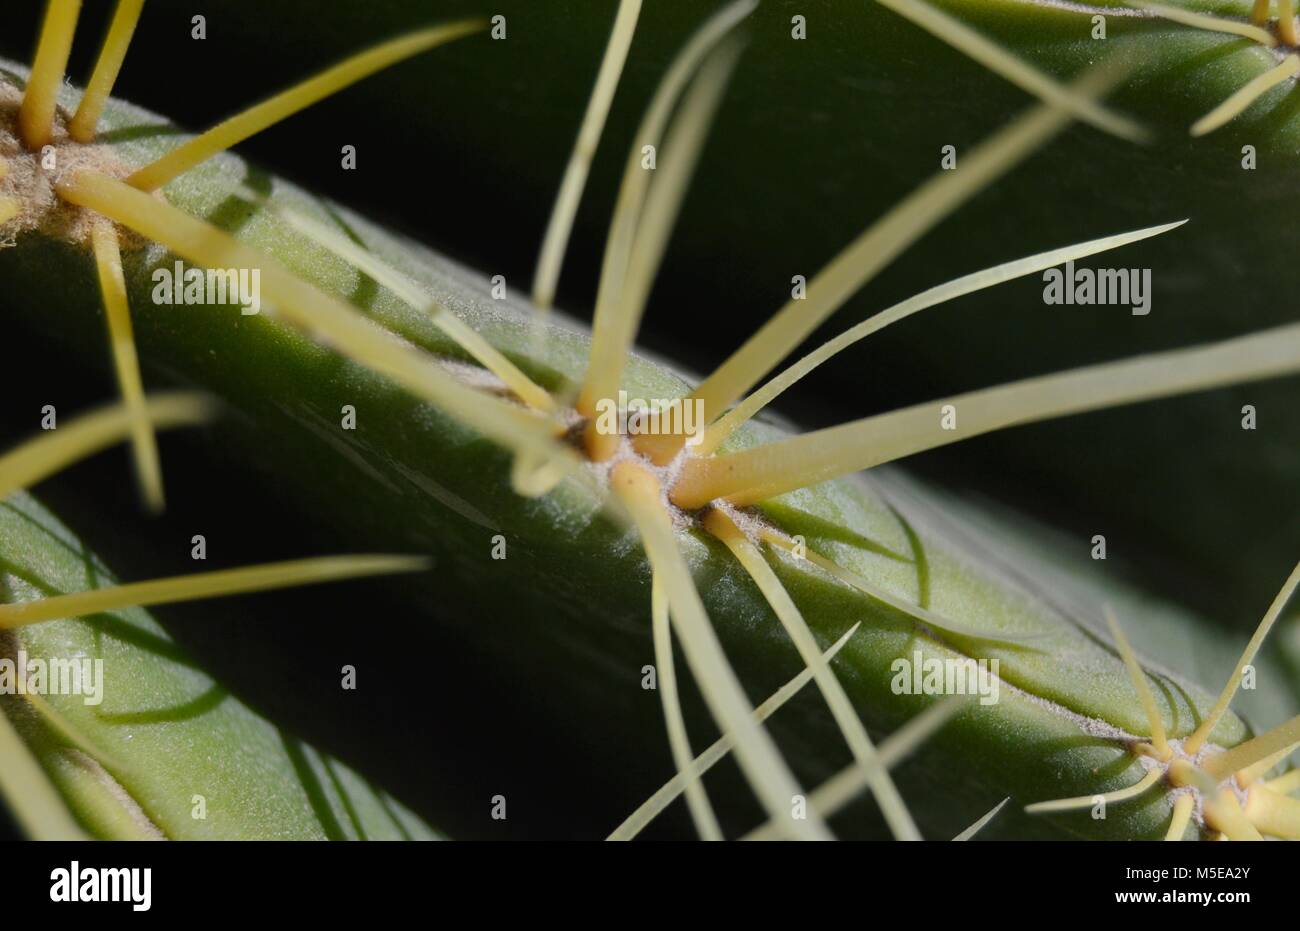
[[4, 839, 1283, 917]]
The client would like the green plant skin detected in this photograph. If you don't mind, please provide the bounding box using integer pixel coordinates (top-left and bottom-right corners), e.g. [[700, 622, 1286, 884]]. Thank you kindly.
[[0, 492, 441, 840], [1, 74, 1294, 839], [78, 0, 1300, 627]]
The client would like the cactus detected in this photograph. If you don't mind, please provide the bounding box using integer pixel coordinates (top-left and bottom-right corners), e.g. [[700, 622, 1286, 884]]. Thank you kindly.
[[1, 0, 1298, 840]]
